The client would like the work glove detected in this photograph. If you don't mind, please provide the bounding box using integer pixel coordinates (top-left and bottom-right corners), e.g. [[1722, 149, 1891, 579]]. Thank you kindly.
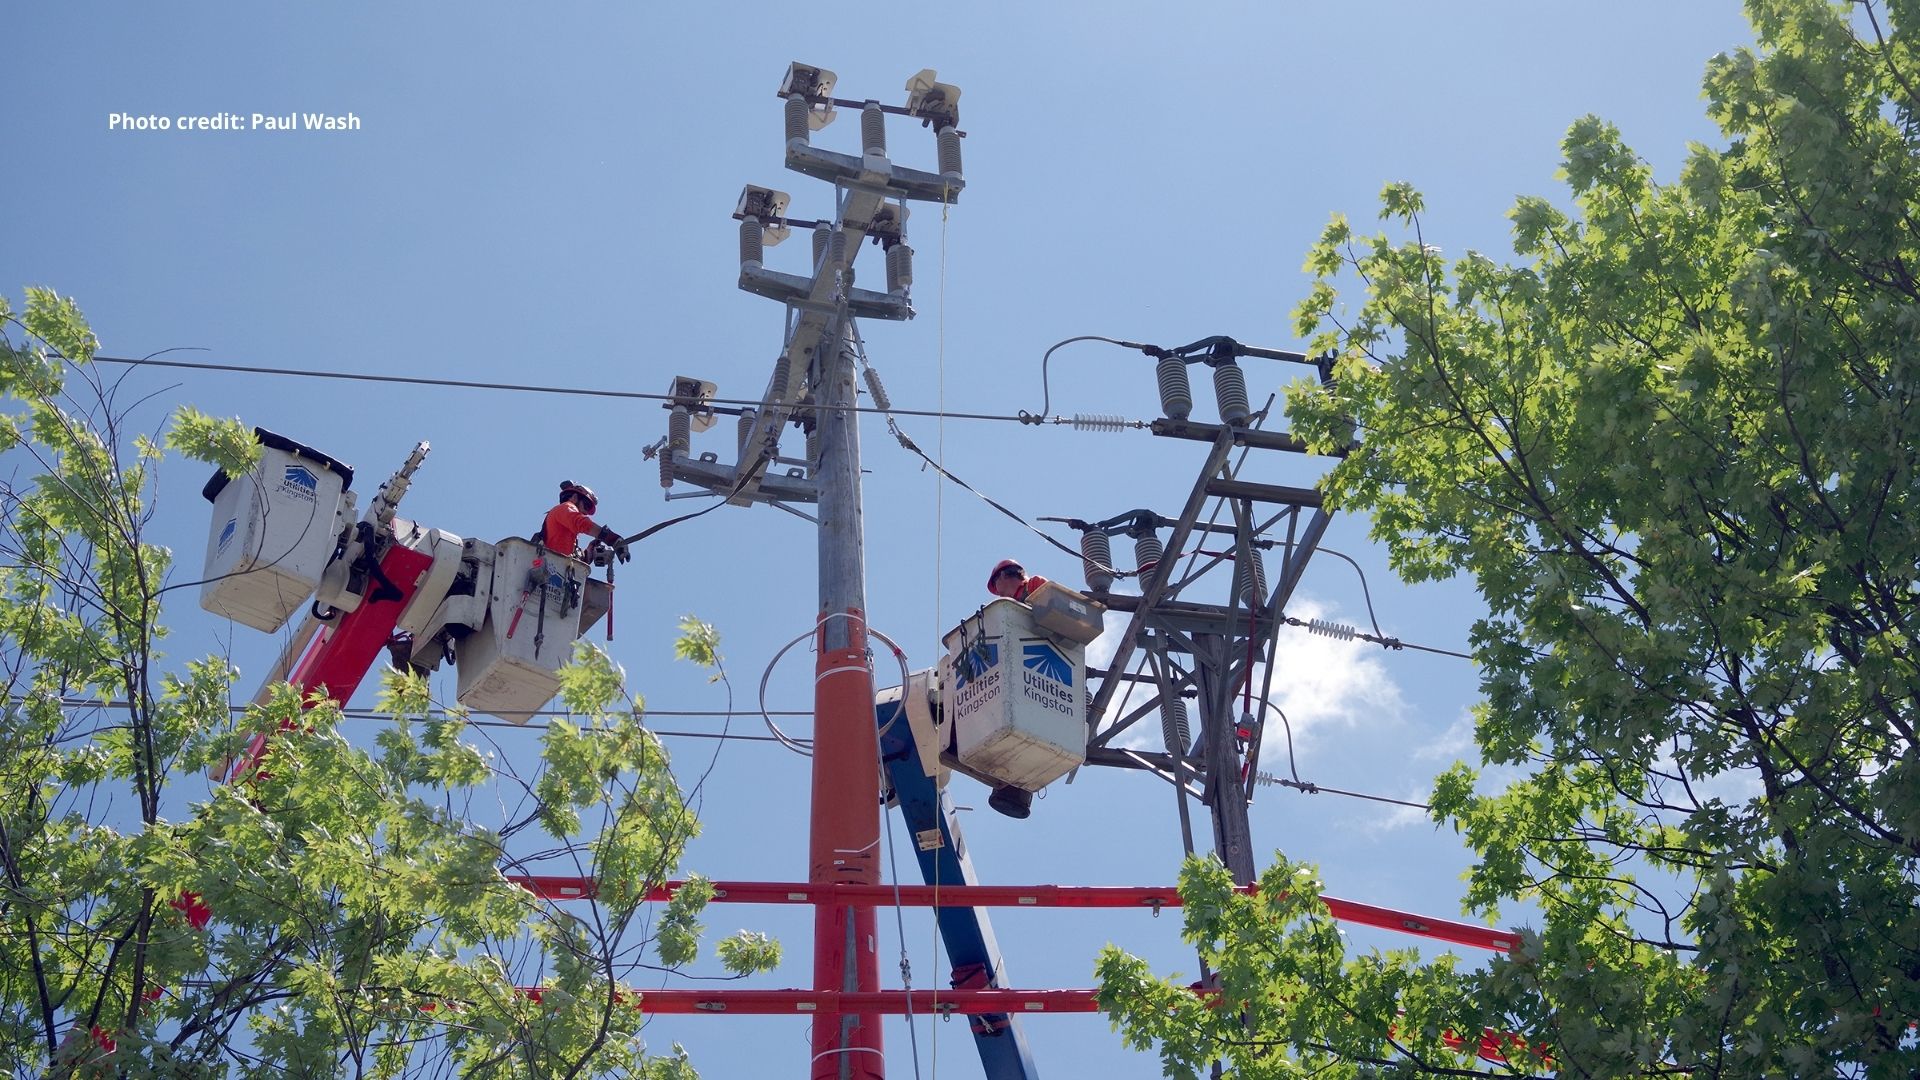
[[614, 541, 632, 564]]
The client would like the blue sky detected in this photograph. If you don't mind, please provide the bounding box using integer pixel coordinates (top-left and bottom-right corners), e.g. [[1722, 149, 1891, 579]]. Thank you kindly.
[[7, 3, 1755, 1076]]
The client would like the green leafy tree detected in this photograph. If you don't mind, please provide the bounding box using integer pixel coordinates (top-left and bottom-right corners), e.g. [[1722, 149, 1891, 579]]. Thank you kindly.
[[1100, 1, 1919, 1076], [0, 288, 776, 1077]]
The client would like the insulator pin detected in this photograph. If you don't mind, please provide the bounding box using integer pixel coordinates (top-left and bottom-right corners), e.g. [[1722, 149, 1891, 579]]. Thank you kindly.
[[784, 94, 810, 146], [1159, 697, 1191, 757], [1133, 531, 1163, 577], [936, 125, 963, 184], [805, 422, 821, 475], [885, 243, 914, 295], [1214, 361, 1251, 426], [861, 101, 887, 156], [739, 219, 764, 270], [1080, 530, 1114, 593], [1157, 356, 1192, 420]]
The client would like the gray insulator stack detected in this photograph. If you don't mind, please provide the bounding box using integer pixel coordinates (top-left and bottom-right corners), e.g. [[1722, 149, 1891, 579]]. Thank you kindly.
[[885, 243, 913, 296], [768, 353, 791, 405], [1231, 548, 1268, 609], [737, 409, 756, 457], [862, 367, 892, 412], [663, 406, 691, 489], [784, 94, 810, 146], [937, 125, 963, 185], [1214, 361, 1251, 425], [1157, 356, 1192, 420], [1160, 697, 1191, 758], [861, 101, 887, 156], [828, 228, 848, 276], [1133, 531, 1163, 578], [739, 219, 763, 271], [1080, 530, 1114, 592]]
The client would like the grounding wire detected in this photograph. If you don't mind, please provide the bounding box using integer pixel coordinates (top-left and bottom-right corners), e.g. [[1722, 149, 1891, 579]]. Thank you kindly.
[[89, 354, 1044, 425], [1246, 699, 1434, 812], [1301, 545, 1478, 660], [754, 614, 914, 758], [1030, 335, 1151, 420]]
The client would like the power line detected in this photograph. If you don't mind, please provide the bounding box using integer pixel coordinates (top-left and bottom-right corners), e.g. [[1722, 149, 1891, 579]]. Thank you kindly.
[[90, 354, 1041, 425], [51, 698, 811, 745]]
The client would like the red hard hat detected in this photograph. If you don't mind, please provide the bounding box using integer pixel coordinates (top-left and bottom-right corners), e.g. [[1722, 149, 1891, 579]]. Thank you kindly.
[[559, 480, 599, 514], [987, 559, 1024, 592]]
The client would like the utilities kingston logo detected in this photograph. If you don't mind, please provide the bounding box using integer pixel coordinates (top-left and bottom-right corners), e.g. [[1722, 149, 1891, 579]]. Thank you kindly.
[[217, 518, 237, 553], [282, 465, 319, 500], [951, 641, 999, 690], [1022, 642, 1073, 685]]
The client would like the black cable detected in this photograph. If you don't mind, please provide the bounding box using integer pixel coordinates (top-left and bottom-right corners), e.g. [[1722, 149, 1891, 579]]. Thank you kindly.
[[1311, 546, 1386, 641], [89, 355, 1030, 425], [1300, 547, 1476, 660], [1269, 778, 1432, 812], [1281, 615, 1475, 663], [1033, 335, 1150, 419], [884, 420, 1130, 577], [617, 451, 771, 547]]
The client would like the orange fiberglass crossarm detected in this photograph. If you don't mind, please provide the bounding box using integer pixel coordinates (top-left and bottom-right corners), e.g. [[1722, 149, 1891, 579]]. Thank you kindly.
[[508, 987, 1530, 1066], [502, 875, 1517, 954]]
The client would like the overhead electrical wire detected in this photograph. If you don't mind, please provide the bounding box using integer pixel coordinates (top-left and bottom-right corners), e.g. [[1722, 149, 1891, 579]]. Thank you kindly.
[[51, 697, 806, 744], [89, 354, 1046, 426], [843, 330, 1134, 581]]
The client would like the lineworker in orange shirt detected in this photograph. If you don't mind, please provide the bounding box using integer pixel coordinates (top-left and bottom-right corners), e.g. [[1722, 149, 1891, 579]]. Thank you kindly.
[[543, 480, 630, 563], [986, 558, 1048, 603]]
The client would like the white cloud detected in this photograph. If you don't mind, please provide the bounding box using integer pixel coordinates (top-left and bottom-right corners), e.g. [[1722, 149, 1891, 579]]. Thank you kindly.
[[1416, 710, 1478, 763], [1098, 597, 1407, 759]]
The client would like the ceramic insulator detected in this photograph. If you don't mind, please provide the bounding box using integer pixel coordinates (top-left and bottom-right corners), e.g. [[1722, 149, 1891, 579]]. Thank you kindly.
[[1232, 549, 1268, 609], [1157, 356, 1192, 420], [1080, 530, 1114, 592], [862, 367, 892, 412], [886, 243, 913, 295], [1306, 618, 1357, 641], [861, 101, 886, 156], [1160, 697, 1191, 757], [1214, 361, 1251, 425], [1133, 531, 1163, 577], [661, 406, 691, 489], [937, 125, 962, 182], [739, 218, 763, 270], [768, 354, 791, 404], [784, 94, 810, 145]]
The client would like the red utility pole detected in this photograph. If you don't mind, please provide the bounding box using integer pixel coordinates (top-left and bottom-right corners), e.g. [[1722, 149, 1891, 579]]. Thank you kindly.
[[809, 325, 883, 1080]]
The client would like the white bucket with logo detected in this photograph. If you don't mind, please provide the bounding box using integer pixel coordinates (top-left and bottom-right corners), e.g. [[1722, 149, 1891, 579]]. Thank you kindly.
[[454, 537, 588, 724], [939, 598, 1087, 791], [199, 431, 352, 633]]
